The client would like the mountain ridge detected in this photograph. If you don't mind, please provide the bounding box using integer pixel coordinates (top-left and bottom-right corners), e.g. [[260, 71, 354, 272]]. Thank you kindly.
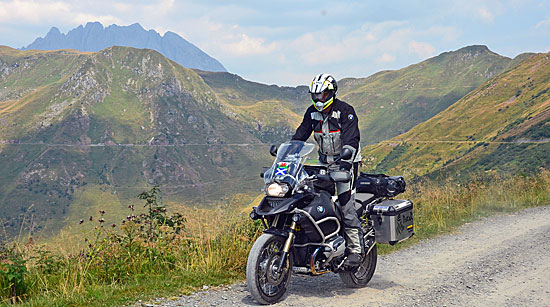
[[361, 52, 550, 178], [1, 44, 541, 239], [0, 45, 266, 237], [338, 44, 513, 144], [22, 22, 227, 73]]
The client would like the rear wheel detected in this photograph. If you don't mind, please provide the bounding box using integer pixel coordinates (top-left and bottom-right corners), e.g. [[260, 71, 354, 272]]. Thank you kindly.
[[339, 239, 377, 288], [246, 234, 293, 304]]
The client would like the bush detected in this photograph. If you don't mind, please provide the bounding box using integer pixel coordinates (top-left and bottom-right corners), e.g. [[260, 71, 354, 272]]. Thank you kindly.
[[3, 171, 549, 305], [0, 244, 28, 303]]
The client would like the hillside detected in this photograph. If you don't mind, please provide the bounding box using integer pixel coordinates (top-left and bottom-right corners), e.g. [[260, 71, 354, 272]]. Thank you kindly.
[[196, 70, 309, 143], [197, 45, 511, 145], [0, 44, 535, 238], [22, 22, 226, 72], [361, 52, 550, 178], [340, 45, 512, 144], [0, 46, 267, 237]]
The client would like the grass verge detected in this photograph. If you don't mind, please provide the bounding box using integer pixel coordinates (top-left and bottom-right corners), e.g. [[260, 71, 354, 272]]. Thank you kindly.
[[1, 170, 549, 305]]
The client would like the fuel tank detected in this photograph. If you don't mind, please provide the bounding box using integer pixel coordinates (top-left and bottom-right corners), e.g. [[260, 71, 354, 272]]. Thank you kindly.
[[299, 191, 342, 242]]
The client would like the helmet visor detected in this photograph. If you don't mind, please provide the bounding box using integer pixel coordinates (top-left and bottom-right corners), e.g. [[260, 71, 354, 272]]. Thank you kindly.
[[311, 90, 333, 103]]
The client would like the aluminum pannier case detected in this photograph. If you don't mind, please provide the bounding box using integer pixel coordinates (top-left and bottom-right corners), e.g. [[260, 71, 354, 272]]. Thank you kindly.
[[370, 199, 414, 245]]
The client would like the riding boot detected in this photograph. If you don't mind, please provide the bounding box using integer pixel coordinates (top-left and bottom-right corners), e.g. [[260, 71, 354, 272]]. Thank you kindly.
[[344, 228, 364, 254], [343, 228, 362, 266]]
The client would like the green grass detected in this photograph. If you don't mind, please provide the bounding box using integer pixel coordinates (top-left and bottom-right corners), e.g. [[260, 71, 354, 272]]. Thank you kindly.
[[340, 45, 513, 144], [378, 169, 550, 254], [362, 52, 550, 178], [1, 170, 549, 306], [0, 46, 275, 238], [1, 191, 262, 306]]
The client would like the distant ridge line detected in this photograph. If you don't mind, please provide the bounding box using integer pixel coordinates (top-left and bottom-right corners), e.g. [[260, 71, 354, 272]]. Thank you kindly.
[[380, 139, 550, 145], [1, 140, 549, 147], [0, 141, 271, 146]]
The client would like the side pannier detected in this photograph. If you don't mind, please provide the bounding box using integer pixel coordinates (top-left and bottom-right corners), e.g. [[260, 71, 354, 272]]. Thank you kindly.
[[356, 173, 406, 197]]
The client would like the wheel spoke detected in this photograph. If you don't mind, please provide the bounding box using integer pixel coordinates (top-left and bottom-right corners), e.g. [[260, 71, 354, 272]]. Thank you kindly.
[[249, 235, 291, 302]]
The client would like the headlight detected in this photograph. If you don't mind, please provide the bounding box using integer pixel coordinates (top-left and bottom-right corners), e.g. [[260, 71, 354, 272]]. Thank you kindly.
[[265, 183, 289, 197]]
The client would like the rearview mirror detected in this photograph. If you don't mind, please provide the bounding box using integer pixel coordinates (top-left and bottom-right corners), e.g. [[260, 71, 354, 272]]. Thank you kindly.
[[269, 145, 278, 157], [340, 148, 353, 161]]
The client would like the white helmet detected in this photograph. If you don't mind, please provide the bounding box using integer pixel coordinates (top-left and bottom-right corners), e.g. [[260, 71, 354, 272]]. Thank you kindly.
[[309, 73, 338, 111]]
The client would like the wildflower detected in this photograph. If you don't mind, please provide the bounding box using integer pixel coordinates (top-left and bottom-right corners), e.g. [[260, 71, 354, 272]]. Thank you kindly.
[[128, 205, 135, 211], [89, 216, 93, 221], [111, 223, 116, 228], [79, 219, 84, 224], [99, 218, 105, 223], [99, 210, 106, 215]]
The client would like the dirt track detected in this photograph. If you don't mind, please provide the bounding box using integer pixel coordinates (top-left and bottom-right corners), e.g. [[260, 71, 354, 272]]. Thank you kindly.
[[145, 206, 550, 306]]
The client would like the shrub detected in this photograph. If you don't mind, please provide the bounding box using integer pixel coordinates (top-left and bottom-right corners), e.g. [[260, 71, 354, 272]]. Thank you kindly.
[[0, 244, 28, 303]]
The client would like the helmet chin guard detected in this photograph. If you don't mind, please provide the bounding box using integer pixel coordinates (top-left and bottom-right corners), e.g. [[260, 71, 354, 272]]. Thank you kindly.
[[309, 73, 337, 111], [313, 97, 334, 111]]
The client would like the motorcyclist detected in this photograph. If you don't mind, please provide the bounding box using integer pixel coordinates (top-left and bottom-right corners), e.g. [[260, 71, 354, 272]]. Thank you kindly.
[[292, 73, 363, 267]]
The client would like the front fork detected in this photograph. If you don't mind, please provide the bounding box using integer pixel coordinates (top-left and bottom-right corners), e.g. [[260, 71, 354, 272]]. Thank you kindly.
[[277, 220, 296, 274]]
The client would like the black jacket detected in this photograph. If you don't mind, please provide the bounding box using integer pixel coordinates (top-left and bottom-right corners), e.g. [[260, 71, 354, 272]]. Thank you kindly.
[[292, 98, 360, 165]]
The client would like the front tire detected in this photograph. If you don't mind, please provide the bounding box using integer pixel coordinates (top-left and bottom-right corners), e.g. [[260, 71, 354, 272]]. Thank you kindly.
[[339, 240, 377, 288], [246, 234, 293, 305]]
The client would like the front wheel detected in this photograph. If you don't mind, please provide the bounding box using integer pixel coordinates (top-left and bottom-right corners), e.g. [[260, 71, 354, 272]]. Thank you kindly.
[[339, 241, 377, 288], [246, 234, 293, 305]]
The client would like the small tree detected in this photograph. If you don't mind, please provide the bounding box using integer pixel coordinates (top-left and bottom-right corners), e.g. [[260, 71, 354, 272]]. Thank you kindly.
[[137, 186, 185, 240]]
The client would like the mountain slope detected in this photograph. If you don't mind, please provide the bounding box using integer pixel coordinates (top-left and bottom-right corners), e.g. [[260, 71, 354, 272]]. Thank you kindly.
[[0, 45, 266, 237], [196, 70, 309, 143], [0, 44, 533, 238], [339, 45, 512, 144], [22, 22, 226, 72], [197, 45, 512, 146], [361, 52, 550, 178]]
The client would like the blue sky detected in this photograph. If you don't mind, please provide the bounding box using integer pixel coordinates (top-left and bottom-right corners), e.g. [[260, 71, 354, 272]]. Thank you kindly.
[[1, 0, 549, 86]]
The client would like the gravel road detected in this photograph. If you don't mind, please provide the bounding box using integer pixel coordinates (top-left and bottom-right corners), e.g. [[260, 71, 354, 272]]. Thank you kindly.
[[138, 206, 550, 307]]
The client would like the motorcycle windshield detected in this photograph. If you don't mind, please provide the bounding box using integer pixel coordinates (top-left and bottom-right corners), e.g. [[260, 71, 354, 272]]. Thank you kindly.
[[264, 141, 315, 187]]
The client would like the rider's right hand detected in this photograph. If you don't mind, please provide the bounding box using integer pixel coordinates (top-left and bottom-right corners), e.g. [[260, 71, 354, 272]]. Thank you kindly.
[[340, 161, 352, 171]]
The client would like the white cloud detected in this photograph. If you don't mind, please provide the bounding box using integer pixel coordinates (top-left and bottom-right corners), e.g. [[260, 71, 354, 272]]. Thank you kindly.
[[71, 13, 121, 26], [144, 0, 174, 16], [477, 8, 494, 23], [224, 34, 278, 56], [0, 0, 70, 24], [409, 40, 436, 58], [425, 26, 461, 42], [378, 53, 396, 63], [113, 2, 132, 13], [0, 0, 122, 27], [536, 19, 550, 28]]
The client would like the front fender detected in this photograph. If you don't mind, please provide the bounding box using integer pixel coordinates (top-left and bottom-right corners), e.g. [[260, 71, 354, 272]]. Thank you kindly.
[[263, 227, 289, 238], [255, 193, 311, 216]]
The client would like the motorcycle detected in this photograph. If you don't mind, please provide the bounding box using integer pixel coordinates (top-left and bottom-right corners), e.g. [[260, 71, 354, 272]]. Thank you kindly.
[[246, 140, 414, 304]]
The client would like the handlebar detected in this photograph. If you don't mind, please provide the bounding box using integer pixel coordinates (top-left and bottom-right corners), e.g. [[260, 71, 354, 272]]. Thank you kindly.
[[310, 171, 351, 183]]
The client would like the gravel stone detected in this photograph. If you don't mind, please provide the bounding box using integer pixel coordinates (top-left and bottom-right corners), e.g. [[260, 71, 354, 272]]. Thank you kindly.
[[133, 206, 550, 307]]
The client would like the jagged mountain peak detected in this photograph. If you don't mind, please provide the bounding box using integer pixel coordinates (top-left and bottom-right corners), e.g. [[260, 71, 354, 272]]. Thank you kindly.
[[22, 22, 226, 72]]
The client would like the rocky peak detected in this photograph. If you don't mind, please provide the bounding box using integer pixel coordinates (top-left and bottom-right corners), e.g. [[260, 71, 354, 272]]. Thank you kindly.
[[21, 22, 227, 72]]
